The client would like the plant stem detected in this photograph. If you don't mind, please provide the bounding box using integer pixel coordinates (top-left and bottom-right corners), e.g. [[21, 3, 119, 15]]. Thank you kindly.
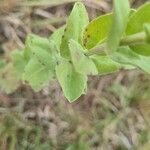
[[86, 32, 147, 56], [120, 32, 146, 45]]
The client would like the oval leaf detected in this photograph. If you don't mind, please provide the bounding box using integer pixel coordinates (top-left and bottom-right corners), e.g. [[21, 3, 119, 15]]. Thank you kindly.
[[126, 2, 150, 34], [49, 26, 65, 49], [112, 46, 150, 74], [83, 13, 112, 49], [91, 55, 121, 75], [69, 39, 98, 75], [56, 61, 87, 102], [23, 59, 54, 91], [60, 2, 89, 59]]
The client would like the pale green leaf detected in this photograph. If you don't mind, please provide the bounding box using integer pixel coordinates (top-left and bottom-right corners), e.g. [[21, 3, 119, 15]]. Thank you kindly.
[[49, 26, 65, 49], [12, 50, 28, 74], [60, 2, 89, 59], [107, 0, 130, 54], [31, 46, 56, 70], [23, 34, 59, 91], [56, 61, 87, 102], [25, 34, 51, 59], [23, 59, 54, 91], [83, 13, 112, 49], [91, 55, 121, 75], [126, 2, 150, 34], [126, 2, 150, 56], [112, 46, 150, 73], [25, 34, 50, 52], [69, 39, 98, 75]]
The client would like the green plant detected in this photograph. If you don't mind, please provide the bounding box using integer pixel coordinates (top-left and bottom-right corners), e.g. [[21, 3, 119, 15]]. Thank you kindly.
[[1, 0, 150, 102]]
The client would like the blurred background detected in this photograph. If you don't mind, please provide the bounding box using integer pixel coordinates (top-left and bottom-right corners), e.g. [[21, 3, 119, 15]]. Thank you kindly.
[[0, 0, 150, 149]]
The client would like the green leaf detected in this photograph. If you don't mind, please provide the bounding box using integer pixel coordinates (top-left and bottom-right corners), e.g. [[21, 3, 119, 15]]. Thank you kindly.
[[83, 13, 112, 49], [49, 26, 65, 49], [83, 9, 135, 50], [112, 46, 150, 74], [107, 0, 130, 54], [126, 2, 150, 56], [26, 34, 50, 52], [31, 46, 56, 69], [23, 33, 59, 91], [25, 34, 51, 59], [12, 50, 28, 75], [25, 33, 58, 72], [69, 39, 98, 75], [91, 55, 121, 75], [23, 58, 54, 91], [60, 2, 89, 59], [0, 63, 21, 93], [126, 3, 150, 35], [56, 61, 87, 102]]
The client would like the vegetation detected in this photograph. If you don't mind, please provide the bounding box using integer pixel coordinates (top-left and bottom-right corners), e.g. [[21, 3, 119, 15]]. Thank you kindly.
[[1, 0, 150, 102], [0, 0, 150, 149]]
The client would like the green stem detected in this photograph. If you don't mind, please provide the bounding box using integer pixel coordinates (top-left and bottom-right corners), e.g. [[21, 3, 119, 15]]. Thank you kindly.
[[86, 32, 147, 56], [120, 32, 146, 45]]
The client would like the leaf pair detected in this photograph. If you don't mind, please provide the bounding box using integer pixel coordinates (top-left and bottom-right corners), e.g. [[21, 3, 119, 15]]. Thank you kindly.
[[83, 0, 150, 74], [84, 1, 150, 56], [56, 39, 98, 102], [56, 60, 87, 102], [83, 0, 130, 53], [15, 34, 58, 91], [55, 3, 98, 102], [60, 2, 89, 59]]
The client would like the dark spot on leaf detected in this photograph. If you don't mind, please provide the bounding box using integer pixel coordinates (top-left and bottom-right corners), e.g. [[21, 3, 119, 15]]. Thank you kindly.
[[38, 59, 45, 66], [24, 80, 29, 84], [84, 38, 87, 45], [87, 34, 90, 38], [64, 28, 67, 32], [62, 35, 65, 38], [85, 28, 88, 32], [68, 60, 72, 64]]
